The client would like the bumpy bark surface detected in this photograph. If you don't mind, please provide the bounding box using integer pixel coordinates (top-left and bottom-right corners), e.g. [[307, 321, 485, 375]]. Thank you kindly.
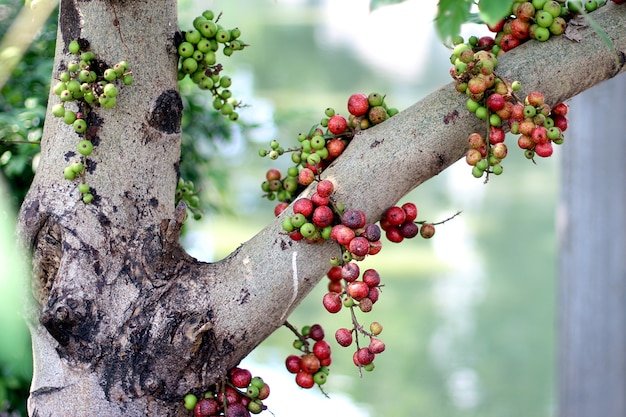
[[16, 1, 626, 415]]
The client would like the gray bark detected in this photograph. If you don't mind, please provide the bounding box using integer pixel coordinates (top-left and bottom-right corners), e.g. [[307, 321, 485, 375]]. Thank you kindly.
[[15, 1, 626, 415], [558, 72, 626, 417]]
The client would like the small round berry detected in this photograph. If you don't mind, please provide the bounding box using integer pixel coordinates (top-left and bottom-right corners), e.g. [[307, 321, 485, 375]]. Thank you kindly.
[[295, 371, 314, 389], [347, 93, 369, 117], [73, 119, 87, 133], [420, 223, 436, 239], [63, 110, 76, 125], [63, 166, 76, 180], [68, 40, 81, 54], [308, 324, 325, 341], [384, 206, 406, 226], [285, 355, 302, 374], [82, 193, 94, 204], [51, 103, 65, 118], [77, 139, 93, 156], [370, 321, 383, 335]]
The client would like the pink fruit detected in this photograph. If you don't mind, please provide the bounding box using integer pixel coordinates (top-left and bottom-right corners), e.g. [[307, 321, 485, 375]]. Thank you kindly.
[[293, 198, 314, 217], [347, 93, 369, 116], [348, 236, 370, 257], [316, 179, 334, 198], [285, 355, 302, 373], [312, 205, 334, 228], [322, 292, 342, 314], [328, 114, 347, 135], [335, 328, 353, 347], [362, 269, 381, 287]]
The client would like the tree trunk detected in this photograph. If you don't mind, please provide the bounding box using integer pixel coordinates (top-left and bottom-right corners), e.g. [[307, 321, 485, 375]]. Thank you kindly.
[[16, 1, 626, 415], [558, 73, 626, 417]]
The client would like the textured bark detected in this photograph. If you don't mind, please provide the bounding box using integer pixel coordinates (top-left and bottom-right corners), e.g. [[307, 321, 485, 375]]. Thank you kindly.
[[15, 1, 626, 416]]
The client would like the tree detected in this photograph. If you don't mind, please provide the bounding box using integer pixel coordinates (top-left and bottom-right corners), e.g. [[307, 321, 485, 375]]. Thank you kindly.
[[12, 1, 626, 416]]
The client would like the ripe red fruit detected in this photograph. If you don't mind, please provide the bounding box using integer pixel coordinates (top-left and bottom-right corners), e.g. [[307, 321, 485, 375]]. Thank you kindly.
[[348, 236, 370, 257], [285, 355, 302, 373], [217, 387, 240, 406], [384, 206, 406, 226], [331, 224, 356, 246], [517, 134, 534, 150], [362, 269, 381, 287], [516, 2, 535, 21], [310, 192, 329, 207], [328, 114, 348, 135], [347, 93, 369, 117], [224, 402, 248, 417], [341, 262, 360, 282], [326, 138, 346, 159], [362, 223, 381, 242], [328, 280, 342, 293], [510, 18, 530, 40], [467, 132, 484, 149], [300, 353, 321, 374], [368, 338, 386, 354], [531, 126, 549, 144], [194, 398, 220, 417], [289, 230, 303, 241], [486, 93, 505, 112], [553, 114, 568, 131], [355, 347, 375, 366], [298, 168, 315, 185], [293, 198, 313, 218], [385, 226, 404, 243], [500, 33, 521, 51], [257, 383, 270, 400], [274, 202, 289, 217], [489, 126, 505, 144], [295, 371, 315, 389], [487, 19, 504, 32], [335, 328, 353, 347], [322, 292, 342, 313], [552, 102, 568, 116], [316, 179, 334, 198], [368, 240, 382, 255], [313, 340, 332, 360], [327, 266, 343, 281], [230, 368, 252, 388], [510, 103, 525, 121], [477, 36, 495, 49], [347, 281, 370, 301], [308, 324, 325, 341], [342, 209, 367, 229], [368, 287, 380, 303], [535, 141, 553, 157], [401, 202, 418, 222], [265, 168, 281, 182], [420, 223, 436, 239], [399, 221, 419, 239], [526, 91, 545, 107], [312, 205, 334, 228]]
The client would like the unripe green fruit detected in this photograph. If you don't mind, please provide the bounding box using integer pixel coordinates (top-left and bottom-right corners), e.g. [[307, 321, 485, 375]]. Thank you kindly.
[[178, 42, 194, 59], [466, 98, 480, 113], [82, 193, 93, 204], [63, 166, 76, 180], [59, 90, 73, 102], [103, 83, 118, 98], [475, 106, 488, 120], [68, 40, 81, 54], [472, 165, 484, 178], [568, 0, 583, 12], [78, 183, 90, 194], [300, 222, 316, 238], [73, 119, 87, 133], [215, 29, 231, 43], [476, 159, 488, 171], [230, 27, 241, 39], [324, 107, 335, 117], [83, 91, 96, 104], [220, 102, 234, 115], [220, 89, 232, 99], [202, 9, 215, 20], [229, 112, 239, 121], [59, 71, 70, 83], [246, 385, 260, 398], [63, 110, 76, 125], [203, 50, 216, 65], [183, 394, 197, 411], [77, 139, 93, 156], [80, 51, 95, 62], [489, 113, 501, 127], [71, 161, 84, 173], [198, 20, 218, 38], [492, 164, 503, 175], [310, 135, 325, 150], [368, 92, 384, 107], [313, 371, 327, 385], [291, 213, 306, 228], [53, 81, 67, 96], [282, 217, 294, 232], [307, 153, 321, 166], [199, 76, 214, 90], [67, 61, 79, 73], [212, 98, 223, 110], [222, 46, 233, 56], [268, 150, 279, 160], [219, 76, 232, 88], [51, 103, 65, 118], [185, 29, 202, 44], [584, 0, 597, 11], [103, 68, 117, 81], [181, 57, 198, 74], [100, 95, 117, 109], [534, 26, 551, 41]]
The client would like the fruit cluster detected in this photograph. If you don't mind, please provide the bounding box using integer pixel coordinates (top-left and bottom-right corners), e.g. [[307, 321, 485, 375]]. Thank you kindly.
[[183, 367, 270, 416], [484, 0, 607, 52], [380, 202, 436, 242], [259, 92, 398, 206], [175, 178, 203, 221], [285, 323, 332, 390], [450, 34, 569, 179], [52, 39, 132, 203], [177, 10, 246, 120], [335, 321, 385, 371]]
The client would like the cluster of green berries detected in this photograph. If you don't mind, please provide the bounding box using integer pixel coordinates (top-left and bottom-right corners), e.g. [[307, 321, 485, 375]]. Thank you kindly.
[[259, 92, 398, 208], [175, 178, 203, 221], [449, 32, 569, 179], [52, 39, 132, 203], [285, 323, 333, 390], [183, 367, 270, 416], [177, 10, 246, 121]]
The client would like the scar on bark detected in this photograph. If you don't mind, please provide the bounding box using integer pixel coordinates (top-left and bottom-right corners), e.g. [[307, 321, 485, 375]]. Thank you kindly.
[[147, 89, 183, 135]]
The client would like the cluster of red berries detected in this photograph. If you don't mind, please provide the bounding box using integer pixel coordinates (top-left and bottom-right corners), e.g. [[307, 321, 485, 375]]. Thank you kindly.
[[380, 203, 436, 242], [259, 92, 398, 206], [285, 324, 332, 389], [183, 367, 270, 416], [335, 321, 385, 371]]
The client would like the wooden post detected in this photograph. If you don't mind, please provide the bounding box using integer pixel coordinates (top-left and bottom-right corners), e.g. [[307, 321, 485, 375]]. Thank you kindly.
[[558, 72, 626, 417]]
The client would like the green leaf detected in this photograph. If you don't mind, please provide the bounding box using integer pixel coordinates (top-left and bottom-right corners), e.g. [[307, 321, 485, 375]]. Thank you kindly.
[[369, 0, 408, 12], [478, 0, 514, 26], [435, 0, 473, 42]]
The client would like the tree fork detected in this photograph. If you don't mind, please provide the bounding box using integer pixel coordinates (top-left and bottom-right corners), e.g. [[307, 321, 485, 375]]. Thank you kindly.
[[16, 1, 626, 416]]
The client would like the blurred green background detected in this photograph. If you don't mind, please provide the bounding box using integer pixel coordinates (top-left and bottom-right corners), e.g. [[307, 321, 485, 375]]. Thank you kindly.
[[0, 0, 557, 416]]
